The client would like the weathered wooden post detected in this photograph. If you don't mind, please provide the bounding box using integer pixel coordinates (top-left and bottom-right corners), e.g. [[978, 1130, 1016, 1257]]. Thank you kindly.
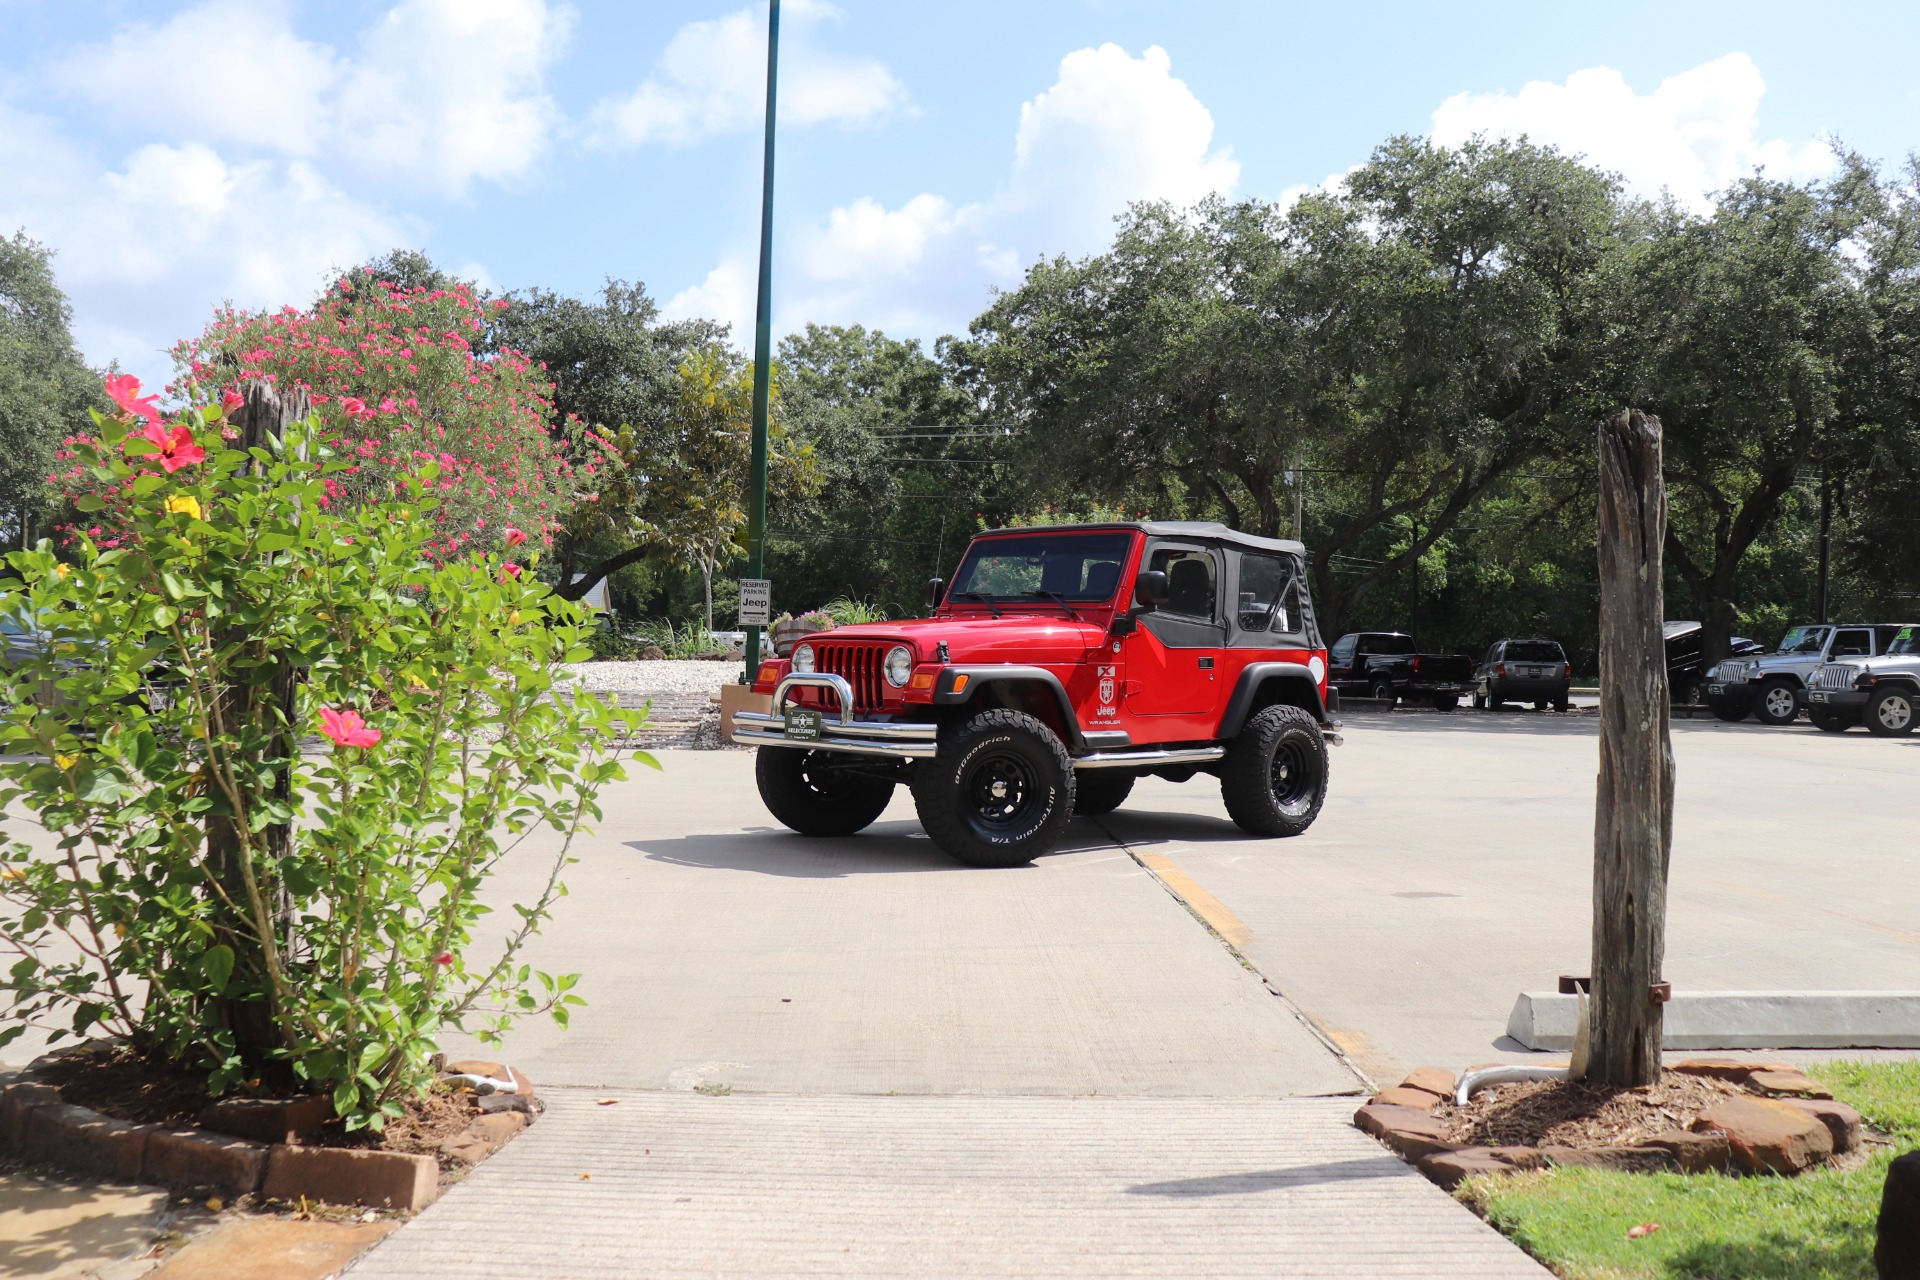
[[204, 380, 308, 1060], [1588, 408, 1675, 1088]]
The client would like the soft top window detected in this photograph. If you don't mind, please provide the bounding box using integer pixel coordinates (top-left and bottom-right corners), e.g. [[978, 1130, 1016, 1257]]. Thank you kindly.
[[950, 532, 1131, 601], [1504, 641, 1564, 662]]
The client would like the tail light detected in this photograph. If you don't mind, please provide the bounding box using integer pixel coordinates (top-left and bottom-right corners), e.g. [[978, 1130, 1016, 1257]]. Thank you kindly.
[[1495, 663, 1506, 678], [1564, 662, 1572, 679], [1411, 655, 1421, 673]]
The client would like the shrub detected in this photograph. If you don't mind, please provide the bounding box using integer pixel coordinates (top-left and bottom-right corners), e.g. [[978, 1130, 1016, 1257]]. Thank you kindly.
[[1, 385, 644, 1128]]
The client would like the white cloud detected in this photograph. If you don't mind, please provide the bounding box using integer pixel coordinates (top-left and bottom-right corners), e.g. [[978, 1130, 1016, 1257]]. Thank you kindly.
[[53, 0, 573, 196], [675, 42, 1237, 341], [664, 259, 756, 338], [590, 0, 907, 147], [0, 105, 410, 384], [1431, 54, 1833, 212]]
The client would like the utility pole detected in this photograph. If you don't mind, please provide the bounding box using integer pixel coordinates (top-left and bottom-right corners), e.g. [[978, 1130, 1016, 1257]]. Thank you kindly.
[[742, 0, 780, 681], [1816, 474, 1833, 624]]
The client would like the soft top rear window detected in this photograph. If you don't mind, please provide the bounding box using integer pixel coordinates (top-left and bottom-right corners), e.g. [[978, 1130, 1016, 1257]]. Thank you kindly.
[[950, 532, 1132, 601], [1504, 641, 1564, 662]]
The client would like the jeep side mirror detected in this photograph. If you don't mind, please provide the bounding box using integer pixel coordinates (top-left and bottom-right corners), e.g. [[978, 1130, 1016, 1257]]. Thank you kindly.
[[1134, 570, 1170, 609], [926, 577, 945, 612]]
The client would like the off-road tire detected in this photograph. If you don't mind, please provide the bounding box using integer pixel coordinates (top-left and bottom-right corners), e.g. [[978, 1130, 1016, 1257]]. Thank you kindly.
[[1554, 696, 1571, 714], [1708, 696, 1751, 723], [1809, 706, 1856, 733], [755, 747, 896, 836], [1072, 770, 1135, 816], [1220, 704, 1329, 838], [1431, 694, 1459, 712], [911, 710, 1074, 867], [1369, 680, 1396, 707], [1534, 699, 1551, 711], [1867, 685, 1918, 738], [1754, 679, 1801, 726]]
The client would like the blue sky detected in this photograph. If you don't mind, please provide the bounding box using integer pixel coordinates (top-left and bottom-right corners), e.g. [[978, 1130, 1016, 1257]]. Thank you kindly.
[[3, 0, 1918, 386]]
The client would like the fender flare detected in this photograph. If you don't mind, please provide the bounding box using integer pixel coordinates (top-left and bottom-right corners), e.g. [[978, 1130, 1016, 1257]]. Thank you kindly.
[[1216, 662, 1328, 738], [933, 665, 1085, 750]]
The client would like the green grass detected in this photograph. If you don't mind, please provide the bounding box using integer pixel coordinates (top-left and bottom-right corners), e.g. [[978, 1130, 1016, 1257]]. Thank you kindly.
[[1462, 1059, 1919, 1279]]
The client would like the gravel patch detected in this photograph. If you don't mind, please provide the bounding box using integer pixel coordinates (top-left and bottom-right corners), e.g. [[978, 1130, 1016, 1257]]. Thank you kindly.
[[557, 659, 744, 698]]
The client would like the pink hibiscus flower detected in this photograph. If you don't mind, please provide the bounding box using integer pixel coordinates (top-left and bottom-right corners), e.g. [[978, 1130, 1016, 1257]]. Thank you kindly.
[[503, 526, 528, 547], [104, 374, 163, 426], [133, 421, 207, 474], [317, 708, 381, 748]]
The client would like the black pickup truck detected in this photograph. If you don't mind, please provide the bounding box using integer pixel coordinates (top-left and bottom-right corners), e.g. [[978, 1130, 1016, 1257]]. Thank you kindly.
[[1328, 631, 1477, 710]]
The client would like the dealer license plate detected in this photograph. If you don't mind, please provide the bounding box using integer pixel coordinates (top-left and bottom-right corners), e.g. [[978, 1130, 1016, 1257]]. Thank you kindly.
[[1706, 684, 1725, 696], [783, 708, 824, 742], [1808, 691, 1830, 704]]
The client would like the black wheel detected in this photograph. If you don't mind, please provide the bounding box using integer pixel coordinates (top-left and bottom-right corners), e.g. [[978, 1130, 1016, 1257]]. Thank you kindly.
[[911, 710, 1074, 867], [1431, 694, 1459, 712], [1471, 690, 1487, 710], [1675, 677, 1703, 707], [755, 748, 896, 836], [1709, 696, 1751, 723], [1488, 691, 1505, 710], [1809, 706, 1856, 733], [1072, 770, 1135, 816], [1554, 696, 1571, 714], [1867, 686, 1918, 738], [1220, 705, 1329, 838], [1533, 699, 1550, 711], [1753, 679, 1801, 726], [1369, 681, 1396, 707]]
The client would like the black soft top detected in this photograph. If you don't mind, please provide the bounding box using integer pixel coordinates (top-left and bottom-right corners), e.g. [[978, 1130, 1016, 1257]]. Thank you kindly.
[[974, 521, 1307, 557]]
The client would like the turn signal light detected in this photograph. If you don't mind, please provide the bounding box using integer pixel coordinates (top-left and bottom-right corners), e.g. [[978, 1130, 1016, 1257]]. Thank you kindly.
[[757, 664, 780, 684], [951, 674, 970, 693], [909, 671, 935, 690]]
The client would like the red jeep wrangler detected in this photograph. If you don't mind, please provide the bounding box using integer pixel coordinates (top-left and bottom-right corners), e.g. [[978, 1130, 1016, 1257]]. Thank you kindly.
[[736, 522, 1341, 867]]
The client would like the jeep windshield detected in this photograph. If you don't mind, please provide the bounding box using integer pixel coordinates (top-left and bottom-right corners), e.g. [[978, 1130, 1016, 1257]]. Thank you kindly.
[[1778, 626, 1830, 654], [949, 532, 1131, 603], [1889, 627, 1919, 656]]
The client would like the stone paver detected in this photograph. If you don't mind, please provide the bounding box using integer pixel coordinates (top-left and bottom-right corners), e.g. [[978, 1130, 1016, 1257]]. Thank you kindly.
[[0, 1170, 167, 1279], [348, 1090, 1547, 1279]]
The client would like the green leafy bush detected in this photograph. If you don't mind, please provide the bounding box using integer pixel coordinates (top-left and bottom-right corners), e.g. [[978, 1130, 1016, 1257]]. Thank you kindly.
[[0, 390, 645, 1129]]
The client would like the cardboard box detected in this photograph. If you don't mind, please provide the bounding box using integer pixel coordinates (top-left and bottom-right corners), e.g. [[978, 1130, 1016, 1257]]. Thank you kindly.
[[718, 684, 772, 742]]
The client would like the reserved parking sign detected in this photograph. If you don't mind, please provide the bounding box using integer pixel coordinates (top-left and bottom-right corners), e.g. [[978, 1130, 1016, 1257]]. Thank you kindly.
[[738, 578, 772, 626]]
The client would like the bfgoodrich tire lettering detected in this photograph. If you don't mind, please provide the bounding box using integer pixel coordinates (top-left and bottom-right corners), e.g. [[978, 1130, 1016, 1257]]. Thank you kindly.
[[911, 710, 1074, 867], [1220, 704, 1329, 838], [755, 748, 895, 836]]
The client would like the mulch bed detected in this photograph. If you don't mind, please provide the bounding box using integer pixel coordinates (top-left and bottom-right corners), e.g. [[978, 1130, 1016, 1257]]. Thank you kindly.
[[1439, 1071, 1748, 1150], [37, 1043, 494, 1172]]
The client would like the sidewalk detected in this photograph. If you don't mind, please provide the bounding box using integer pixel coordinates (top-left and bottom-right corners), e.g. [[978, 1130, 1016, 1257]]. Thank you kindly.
[[349, 1090, 1547, 1279]]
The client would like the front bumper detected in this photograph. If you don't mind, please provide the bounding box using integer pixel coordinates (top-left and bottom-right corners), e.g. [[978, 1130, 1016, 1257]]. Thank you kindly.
[[1804, 688, 1868, 709], [1705, 682, 1753, 702], [732, 673, 941, 759]]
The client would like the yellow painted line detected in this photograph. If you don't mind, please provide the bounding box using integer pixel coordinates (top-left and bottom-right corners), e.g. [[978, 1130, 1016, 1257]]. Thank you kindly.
[[1137, 852, 1251, 950]]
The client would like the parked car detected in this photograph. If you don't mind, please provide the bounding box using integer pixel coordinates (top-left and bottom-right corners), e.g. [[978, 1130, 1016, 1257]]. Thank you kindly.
[[1804, 625, 1920, 736], [733, 521, 1342, 867], [1471, 638, 1571, 711], [1705, 623, 1912, 725], [1663, 621, 1764, 706], [1327, 632, 1476, 710]]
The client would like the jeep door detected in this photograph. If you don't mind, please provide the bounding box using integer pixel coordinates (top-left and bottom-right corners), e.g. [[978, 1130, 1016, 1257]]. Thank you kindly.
[[1122, 542, 1227, 722]]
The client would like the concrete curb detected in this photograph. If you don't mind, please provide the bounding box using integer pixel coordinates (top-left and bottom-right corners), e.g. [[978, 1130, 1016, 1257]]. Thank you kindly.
[[1507, 990, 1920, 1051]]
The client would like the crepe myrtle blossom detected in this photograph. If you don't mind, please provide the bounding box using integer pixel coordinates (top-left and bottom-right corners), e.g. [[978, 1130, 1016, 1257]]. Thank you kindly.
[[317, 708, 381, 748]]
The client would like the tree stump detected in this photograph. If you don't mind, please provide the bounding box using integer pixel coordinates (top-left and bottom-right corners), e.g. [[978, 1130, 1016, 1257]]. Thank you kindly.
[[1589, 409, 1675, 1087]]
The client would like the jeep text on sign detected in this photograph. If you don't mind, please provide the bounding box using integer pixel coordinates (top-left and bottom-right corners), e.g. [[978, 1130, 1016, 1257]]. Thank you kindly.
[[738, 578, 772, 627]]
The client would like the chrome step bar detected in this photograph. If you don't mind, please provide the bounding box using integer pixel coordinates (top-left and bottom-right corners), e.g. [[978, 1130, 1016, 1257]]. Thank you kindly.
[[731, 727, 939, 759], [1071, 746, 1225, 770]]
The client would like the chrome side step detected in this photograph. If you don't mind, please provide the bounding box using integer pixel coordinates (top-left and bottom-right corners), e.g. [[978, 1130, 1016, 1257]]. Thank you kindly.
[[1071, 746, 1226, 770]]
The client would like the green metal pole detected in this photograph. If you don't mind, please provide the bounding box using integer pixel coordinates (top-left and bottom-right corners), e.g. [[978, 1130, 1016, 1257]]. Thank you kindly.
[[743, 0, 779, 682]]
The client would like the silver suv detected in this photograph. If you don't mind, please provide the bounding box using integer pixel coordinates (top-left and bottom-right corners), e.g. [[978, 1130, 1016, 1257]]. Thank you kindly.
[[1704, 624, 1909, 726], [1805, 625, 1920, 736]]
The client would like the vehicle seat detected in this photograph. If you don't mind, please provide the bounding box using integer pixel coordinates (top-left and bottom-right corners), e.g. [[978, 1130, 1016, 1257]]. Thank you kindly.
[[1041, 556, 1084, 596], [1082, 561, 1121, 600], [1166, 558, 1211, 616]]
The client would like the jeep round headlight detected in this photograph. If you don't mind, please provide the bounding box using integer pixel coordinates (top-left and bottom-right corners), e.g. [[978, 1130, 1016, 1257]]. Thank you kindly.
[[791, 643, 815, 673], [884, 645, 913, 688]]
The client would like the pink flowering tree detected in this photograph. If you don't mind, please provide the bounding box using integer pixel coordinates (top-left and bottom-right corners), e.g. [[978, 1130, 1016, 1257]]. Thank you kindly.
[[50, 276, 592, 560], [0, 381, 644, 1128]]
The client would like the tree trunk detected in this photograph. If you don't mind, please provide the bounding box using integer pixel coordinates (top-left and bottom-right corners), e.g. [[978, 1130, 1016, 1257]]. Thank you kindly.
[[1589, 409, 1675, 1088], [701, 556, 714, 634]]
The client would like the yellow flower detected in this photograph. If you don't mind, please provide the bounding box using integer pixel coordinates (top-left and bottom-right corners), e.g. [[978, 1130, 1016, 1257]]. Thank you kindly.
[[508, 610, 522, 626], [55, 753, 78, 770], [165, 494, 203, 520], [53, 564, 71, 578]]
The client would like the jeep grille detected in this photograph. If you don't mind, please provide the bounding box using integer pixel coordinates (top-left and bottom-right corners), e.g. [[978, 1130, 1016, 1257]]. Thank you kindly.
[[1809, 663, 1859, 691], [813, 641, 892, 712]]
